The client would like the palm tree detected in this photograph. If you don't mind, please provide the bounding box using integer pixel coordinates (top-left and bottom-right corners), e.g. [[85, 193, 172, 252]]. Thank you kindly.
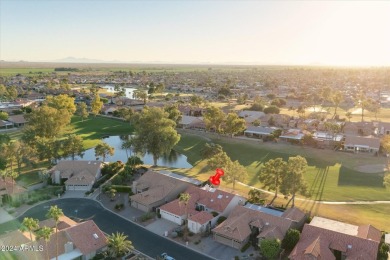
[[36, 226, 53, 260], [47, 205, 64, 260], [179, 192, 191, 240], [21, 217, 40, 242], [107, 232, 134, 258]]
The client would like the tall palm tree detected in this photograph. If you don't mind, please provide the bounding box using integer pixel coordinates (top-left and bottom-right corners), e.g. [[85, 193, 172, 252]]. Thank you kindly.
[[21, 217, 40, 242], [107, 232, 134, 258], [47, 205, 63, 260], [179, 192, 191, 238], [21, 217, 40, 260], [36, 226, 53, 260]]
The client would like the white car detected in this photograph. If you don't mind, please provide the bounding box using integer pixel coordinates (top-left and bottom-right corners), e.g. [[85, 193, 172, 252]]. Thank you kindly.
[[161, 252, 175, 260]]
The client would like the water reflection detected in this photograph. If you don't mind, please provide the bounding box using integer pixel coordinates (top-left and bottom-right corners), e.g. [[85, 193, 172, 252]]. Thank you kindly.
[[64, 136, 192, 168]]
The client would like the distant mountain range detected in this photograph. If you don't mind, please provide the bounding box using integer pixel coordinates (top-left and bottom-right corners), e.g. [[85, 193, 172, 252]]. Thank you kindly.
[[52, 57, 122, 63]]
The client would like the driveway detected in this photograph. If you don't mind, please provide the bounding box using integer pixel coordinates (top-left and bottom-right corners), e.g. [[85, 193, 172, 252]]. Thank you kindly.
[[18, 198, 215, 260], [146, 219, 180, 236], [0, 207, 13, 224]]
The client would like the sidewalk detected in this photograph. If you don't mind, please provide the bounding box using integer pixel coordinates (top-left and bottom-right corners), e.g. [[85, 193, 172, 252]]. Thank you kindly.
[[0, 207, 14, 224]]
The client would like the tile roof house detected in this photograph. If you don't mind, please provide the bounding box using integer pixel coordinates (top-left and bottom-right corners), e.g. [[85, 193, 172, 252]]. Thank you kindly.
[[377, 121, 390, 135], [50, 160, 103, 191], [178, 116, 205, 129], [0, 177, 27, 205], [212, 205, 306, 249], [279, 129, 306, 142], [159, 185, 245, 234], [289, 216, 381, 260], [238, 110, 265, 125], [244, 126, 279, 139], [0, 217, 107, 260], [7, 114, 27, 127], [343, 122, 377, 136], [343, 135, 381, 153], [261, 114, 291, 128], [130, 170, 191, 212]]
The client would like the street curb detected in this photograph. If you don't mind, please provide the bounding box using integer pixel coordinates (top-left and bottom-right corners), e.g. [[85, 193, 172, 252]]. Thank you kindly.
[[93, 196, 218, 260]]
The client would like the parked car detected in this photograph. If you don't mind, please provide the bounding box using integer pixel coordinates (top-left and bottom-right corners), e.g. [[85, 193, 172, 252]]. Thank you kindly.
[[161, 252, 175, 260]]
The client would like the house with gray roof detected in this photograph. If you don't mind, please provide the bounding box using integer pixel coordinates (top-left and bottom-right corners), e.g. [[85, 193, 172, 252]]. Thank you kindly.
[[343, 135, 380, 153], [50, 160, 103, 191], [244, 126, 279, 139]]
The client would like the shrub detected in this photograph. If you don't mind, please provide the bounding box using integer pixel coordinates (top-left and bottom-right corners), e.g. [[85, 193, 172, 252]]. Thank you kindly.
[[27, 200, 36, 205], [110, 185, 132, 193], [111, 175, 124, 185], [234, 256, 239, 260], [260, 239, 281, 260], [11, 201, 21, 208], [378, 242, 390, 260], [241, 242, 251, 252], [217, 216, 227, 225], [211, 211, 219, 217], [282, 229, 300, 251], [140, 212, 154, 222], [101, 162, 124, 176], [189, 232, 194, 237], [93, 174, 110, 188], [114, 203, 124, 210], [7, 210, 15, 214]]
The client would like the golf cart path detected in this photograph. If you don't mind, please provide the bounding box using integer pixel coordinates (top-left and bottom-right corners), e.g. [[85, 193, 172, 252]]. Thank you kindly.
[[237, 182, 390, 205]]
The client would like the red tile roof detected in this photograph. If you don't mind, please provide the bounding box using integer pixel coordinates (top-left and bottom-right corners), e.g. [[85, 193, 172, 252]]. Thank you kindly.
[[212, 205, 301, 242], [66, 220, 107, 255], [159, 185, 237, 218], [189, 211, 214, 225], [289, 217, 381, 260]]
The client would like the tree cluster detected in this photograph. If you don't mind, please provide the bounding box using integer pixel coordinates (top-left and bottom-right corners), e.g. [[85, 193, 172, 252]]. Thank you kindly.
[[258, 156, 309, 207], [203, 106, 246, 137], [205, 144, 247, 190], [131, 107, 180, 166]]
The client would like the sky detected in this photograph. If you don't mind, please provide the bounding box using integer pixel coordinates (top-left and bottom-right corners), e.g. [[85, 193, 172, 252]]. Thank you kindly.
[[1, 0, 390, 66]]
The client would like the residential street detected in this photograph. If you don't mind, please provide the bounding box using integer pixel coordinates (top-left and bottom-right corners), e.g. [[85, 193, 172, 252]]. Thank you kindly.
[[18, 198, 215, 260]]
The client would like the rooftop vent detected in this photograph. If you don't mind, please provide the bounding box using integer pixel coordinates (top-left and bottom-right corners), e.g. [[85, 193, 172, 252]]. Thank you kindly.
[[217, 195, 223, 199], [226, 196, 229, 198], [93, 233, 99, 239], [265, 222, 269, 226], [88, 161, 91, 164], [210, 199, 214, 202], [347, 245, 352, 249]]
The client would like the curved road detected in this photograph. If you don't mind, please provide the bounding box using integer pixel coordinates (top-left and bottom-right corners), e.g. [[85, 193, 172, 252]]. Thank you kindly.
[[18, 198, 214, 260]]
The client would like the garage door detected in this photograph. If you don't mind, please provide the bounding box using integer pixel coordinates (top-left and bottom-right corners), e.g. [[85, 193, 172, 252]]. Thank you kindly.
[[161, 210, 183, 225]]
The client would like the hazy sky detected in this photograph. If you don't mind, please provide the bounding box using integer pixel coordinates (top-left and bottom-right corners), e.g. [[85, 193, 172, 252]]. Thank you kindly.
[[1, 0, 389, 66]]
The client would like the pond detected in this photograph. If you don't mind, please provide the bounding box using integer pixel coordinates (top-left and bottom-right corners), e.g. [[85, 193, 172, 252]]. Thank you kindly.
[[65, 136, 193, 169]]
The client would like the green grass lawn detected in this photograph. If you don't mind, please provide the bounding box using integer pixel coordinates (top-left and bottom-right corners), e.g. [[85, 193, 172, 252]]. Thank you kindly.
[[71, 115, 133, 149], [16, 170, 42, 187], [0, 68, 55, 76], [6, 116, 132, 149], [174, 132, 390, 201]]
